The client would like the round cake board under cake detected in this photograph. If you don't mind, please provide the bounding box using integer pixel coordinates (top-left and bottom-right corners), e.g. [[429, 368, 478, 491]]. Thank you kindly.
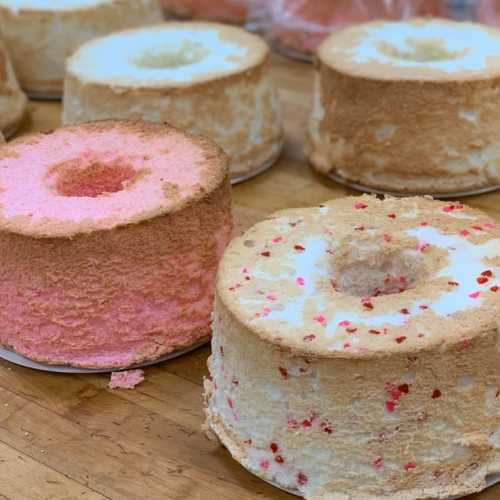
[[257, 471, 500, 499], [326, 171, 500, 199], [0, 340, 208, 374], [230, 140, 284, 184]]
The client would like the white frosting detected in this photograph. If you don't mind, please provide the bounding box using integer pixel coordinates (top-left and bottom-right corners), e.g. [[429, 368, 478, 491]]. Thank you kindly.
[[351, 21, 500, 74], [70, 26, 251, 85], [0, 0, 110, 11]]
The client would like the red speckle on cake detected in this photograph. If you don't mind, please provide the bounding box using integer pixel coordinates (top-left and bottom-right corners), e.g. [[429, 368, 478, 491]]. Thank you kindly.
[[346, 327, 358, 334], [387, 213, 396, 219], [343, 342, 351, 349], [272, 236, 283, 244], [227, 397, 234, 409], [320, 421, 333, 434], [419, 304, 429, 310], [432, 389, 442, 399], [395, 336, 407, 344], [232, 377, 239, 386], [442, 203, 463, 213], [385, 401, 396, 413], [339, 320, 351, 327], [294, 245, 305, 252], [398, 384, 410, 394], [266, 293, 277, 301], [448, 281, 459, 286], [355, 225, 365, 231], [297, 472, 308, 485], [287, 417, 300, 430], [220, 346, 224, 357], [399, 308, 410, 315], [296, 277, 305, 286], [369, 329, 381, 335], [355, 202, 368, 209], [260, 251, 271, 257], [404, 463, 417, 472], [362, 298, 374, 310], [482, 270, 493, 277], [270, 442, 279, 453], [491, 285, 499, 292], [383, 234, 392, 243], [313, 314, 327, 326], [417, 242, 430, 252], [303, 334, 316, 342], [477, 276, 489, 284], [278, 366, 289, 379], [243, 439, 252, 445], [260, 459, 270, 470], [420, 222, 429, 226], [468, 291, 480, 299], [459, 229, 470, 237], [373, 457, 384, 470], [275, 455, 285, 464]]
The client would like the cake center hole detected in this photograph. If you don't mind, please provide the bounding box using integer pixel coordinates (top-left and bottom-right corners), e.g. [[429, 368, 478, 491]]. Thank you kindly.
[[49, 158, 138, 198], [377, 37, 468, 63], [331, 234, 427, 297], [132, 41, 209, 69]]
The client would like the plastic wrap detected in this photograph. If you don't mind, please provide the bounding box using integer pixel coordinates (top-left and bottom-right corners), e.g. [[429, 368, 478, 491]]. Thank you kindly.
[[476, 0, 500, 26], [161, 0, 267, 26], [270, 0, 449, 60]]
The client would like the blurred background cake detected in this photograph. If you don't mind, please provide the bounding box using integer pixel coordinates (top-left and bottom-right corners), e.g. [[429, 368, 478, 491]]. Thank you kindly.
[[308, 18, 500, 196], [63, 22, 283, 183], [0, 38, 27, 137], [0, 0, 163, 99]]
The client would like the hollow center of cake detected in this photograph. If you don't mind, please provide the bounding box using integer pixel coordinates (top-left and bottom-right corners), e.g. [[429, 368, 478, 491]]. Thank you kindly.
[[377, 37, 468, 63], [132, 41, 209, 69], [331, 234, 426, 297], [52, 159, 138, 198]]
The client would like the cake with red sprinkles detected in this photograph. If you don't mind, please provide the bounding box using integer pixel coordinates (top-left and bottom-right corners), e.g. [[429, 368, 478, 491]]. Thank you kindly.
[[204, 195, 500, 499], [0, 120, 233, 368]]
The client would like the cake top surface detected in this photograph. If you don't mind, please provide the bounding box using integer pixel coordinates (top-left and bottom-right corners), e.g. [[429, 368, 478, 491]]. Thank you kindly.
[[0, 0, 112, 11], [0, 120, 228, 238], [218, 196, 500, 358], [318, 18, 500, 81], [67, 22, 268, 88]]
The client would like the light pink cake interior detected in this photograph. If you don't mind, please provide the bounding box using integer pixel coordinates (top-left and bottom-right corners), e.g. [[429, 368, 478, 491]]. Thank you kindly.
[[0, 121, 232, 368]]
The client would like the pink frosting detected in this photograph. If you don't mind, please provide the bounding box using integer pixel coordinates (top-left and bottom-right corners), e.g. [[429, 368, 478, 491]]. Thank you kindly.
[[0, 122, 232, 368]]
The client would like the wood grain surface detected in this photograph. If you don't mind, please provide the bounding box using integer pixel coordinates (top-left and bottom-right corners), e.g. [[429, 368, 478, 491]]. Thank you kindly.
[[1, 53, 499, 500]]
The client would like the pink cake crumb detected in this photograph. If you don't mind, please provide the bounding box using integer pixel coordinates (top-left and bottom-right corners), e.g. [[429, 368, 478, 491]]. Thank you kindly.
[[109, 369, 145, 390]]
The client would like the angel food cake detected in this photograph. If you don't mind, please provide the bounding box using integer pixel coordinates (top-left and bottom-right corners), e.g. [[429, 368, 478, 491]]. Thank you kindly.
[[0, 120, 233, 368], [0, 0, 163, 99], [205, 196, 500, 499], [0, 39, 27, 138], [307, 19, 500, 195], [62, 22, 283, 182]]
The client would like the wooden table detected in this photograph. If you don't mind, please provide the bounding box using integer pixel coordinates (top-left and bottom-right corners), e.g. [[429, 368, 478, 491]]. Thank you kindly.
[[1, 54, 499, 500]]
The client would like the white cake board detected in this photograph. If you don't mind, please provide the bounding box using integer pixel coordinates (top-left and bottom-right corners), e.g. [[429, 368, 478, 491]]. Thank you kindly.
[[325, 170, 500, 200], [261, 473, 500, 499], [0, 340, 208, 374]]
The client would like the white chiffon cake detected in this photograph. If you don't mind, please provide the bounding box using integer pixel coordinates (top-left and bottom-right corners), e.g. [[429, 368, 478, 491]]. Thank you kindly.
[[205, 196, 500, 499], [0, 38, 27, 137], [62, 22, 283, 182], [308, 19, 500, 195], [0, 0, 163, 98]]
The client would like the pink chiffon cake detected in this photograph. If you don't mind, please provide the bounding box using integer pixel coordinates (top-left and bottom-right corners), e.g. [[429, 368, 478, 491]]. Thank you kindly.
[[0, 120, 233, 368]]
